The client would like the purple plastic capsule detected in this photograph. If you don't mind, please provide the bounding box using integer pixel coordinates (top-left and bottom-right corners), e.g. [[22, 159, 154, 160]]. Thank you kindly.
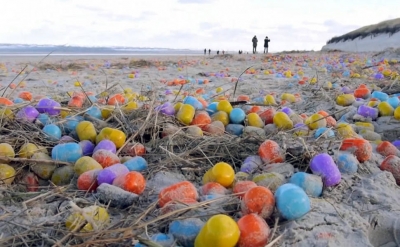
[[97, 163, 129, 185], [93, 139, 117, 154], [36, 98, 61, 116], [310, 153, 341, 187], [341, 86, 352, 94], [357, 105, 378, 120], [155, 102, 175, 116], [281, 107, 294, 116], [79, 140, 95, 156], [392, 140, 400, 150], [240, 155, 262, 174], [16, 106, 39, 122]]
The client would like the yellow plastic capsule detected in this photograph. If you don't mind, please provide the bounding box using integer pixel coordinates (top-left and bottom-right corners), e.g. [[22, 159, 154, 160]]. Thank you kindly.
[[19, 143, 39, 158], [0, 108, 14, 120], [76, 121, 97, 142], [65, 206, 109, 232], [217, 100, 233, 114], [247, 113, 265, 128], [211, 111, 229, 126], [377, 102, 394, 116], [195, 214, 240, 247], [336, 123, 356, 138], [281, 93, 296, 103], [202, 162, 235, 188], [355, 122, 374, 132], [264, 95, 276, 106], [122, 101, 138, 113], [367, 101, 379, 107], [273, 112, 293, 130], [174, 102, 183, 113], [0, 163, 16, 185], [0, 143, 15, 158], [336, 94, 356, 106], [96, 127, 126, 148], [395, 106, 400, 120], [101, 106, 115, 119], [305, 113, 326, 130], [176, 104, 195, 125]]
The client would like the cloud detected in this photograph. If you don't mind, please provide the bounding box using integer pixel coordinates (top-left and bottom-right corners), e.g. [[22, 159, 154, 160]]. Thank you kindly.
[[199, 22, 217, 30], [323, 19, 360, 34]]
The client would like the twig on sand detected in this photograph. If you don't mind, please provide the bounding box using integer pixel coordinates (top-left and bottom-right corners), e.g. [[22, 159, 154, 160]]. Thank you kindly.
[[1, 65, 28, 97], [232, 65, 253, 100], [6, 50, 56, 98], [0, 156, 73, 166], [116, 92, 156, 155], [265, 231, 285, 247]]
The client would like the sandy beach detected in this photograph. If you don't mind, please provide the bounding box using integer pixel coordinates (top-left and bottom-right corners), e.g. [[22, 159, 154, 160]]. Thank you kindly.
[[1, 51, 400, 247]]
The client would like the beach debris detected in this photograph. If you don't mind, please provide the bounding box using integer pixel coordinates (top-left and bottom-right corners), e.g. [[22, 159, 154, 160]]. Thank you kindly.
[[1, 52, 400, 246]]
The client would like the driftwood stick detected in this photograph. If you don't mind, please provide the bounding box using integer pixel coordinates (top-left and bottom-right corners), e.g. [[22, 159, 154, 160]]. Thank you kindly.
[[0, 156, 73, 166]]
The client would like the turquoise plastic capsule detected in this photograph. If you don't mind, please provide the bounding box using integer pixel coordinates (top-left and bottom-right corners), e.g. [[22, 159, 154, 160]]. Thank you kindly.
[[43, 124, 62, 141], [52, 143, 82, 163], [275, 183, 311, 220]]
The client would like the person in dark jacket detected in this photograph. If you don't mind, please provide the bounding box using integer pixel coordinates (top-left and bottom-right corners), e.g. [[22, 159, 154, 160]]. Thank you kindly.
[[204, 48, 206, 55], [252, 35, 258, 54], [264, 36, 271, 53], [208, 49, 211, 55]]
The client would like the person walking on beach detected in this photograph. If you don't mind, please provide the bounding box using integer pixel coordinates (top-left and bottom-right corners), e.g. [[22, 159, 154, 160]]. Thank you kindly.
[[252, 35, 258, 54], [264, 36, 271, 53], [208, 49, 211, 55], [204, 48, 206, 55], [217, 50, 220, 55]]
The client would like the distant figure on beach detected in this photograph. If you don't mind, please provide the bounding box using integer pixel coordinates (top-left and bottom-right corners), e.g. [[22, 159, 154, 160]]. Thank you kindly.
[[204, 48, 206, 55], [208, 49, 211, 55], [222, 50, 225, 55], [252, 35, 258, 54], [264, 36, 271, 53], [217, 50, 220, 55]]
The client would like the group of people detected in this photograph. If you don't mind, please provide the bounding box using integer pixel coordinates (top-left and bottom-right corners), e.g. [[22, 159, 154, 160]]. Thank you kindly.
[[203, 35, 270, 55], [204, 49, 226, 55], [252, 35, 270, 54]]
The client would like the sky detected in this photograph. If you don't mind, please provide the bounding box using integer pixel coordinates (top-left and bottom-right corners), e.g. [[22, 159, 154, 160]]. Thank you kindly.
[[0, 0, 398, 52]]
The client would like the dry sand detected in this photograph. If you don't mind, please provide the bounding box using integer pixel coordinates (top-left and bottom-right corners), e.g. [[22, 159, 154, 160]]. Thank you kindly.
[[0, 52, 400, 247]]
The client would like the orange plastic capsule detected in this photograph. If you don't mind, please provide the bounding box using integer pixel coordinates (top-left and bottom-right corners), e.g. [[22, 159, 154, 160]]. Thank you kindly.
[[241, 186, 275, 218], [0, 97, 14, 106], [158, 181, 198, 207], [113, 171, 146, 194], [108, 94, 125, 105], [380, 155, 400, 185], [77, 169, 101, 192], [68, 96, 83, 108], [191, 111, 211, 129], [237, 213, 270, 247], [92, 150, 120, 168], [259, 108, 276, 124], [340, 138, 372, 162], [201, 182, 228, 195], [233, 180, 257, 198], [18, 91, 32, 101], [237, 95, 250, 102], [376, 141, 400, 157], [354, 87, 370, 99], [258, 140, 285, 164]]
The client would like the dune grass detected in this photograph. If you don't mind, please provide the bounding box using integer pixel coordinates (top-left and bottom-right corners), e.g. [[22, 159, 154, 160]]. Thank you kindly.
[[327, 18, 400, 44]]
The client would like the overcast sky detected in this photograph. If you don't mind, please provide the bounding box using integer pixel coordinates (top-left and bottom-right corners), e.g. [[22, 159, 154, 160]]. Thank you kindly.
[[0, 0, 397, 52]]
